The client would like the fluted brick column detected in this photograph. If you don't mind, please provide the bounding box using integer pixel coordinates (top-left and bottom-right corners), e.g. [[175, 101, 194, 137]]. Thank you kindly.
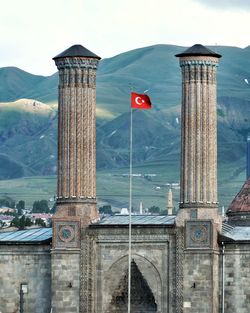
[[175, 45, 221, 225], [180, 56, 219, 207], [53, 45, 101, 225], [175, 44, 222, 313]]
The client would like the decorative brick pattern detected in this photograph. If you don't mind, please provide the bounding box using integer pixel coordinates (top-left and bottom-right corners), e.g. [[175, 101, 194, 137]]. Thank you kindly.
[[178, 55, 219, 209]]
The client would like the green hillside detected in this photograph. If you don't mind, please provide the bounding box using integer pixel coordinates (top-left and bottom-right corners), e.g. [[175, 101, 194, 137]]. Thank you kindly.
[[0, 67, 45, 102], [0, 99, 57, 177]]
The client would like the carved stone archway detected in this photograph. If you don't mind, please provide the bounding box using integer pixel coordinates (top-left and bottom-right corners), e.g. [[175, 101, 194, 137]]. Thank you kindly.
[[103, 254, 162, 313], [108, 259, 157, 313]]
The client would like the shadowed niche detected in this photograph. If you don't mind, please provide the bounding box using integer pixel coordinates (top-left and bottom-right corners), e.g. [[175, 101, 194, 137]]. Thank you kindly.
[[108, 259, 157, 313]]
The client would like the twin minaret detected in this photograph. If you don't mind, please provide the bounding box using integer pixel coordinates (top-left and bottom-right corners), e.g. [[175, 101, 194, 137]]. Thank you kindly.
[[53, 45, 101, 225], [176, 44, 221, 225], [52, 43, 221, 226], [51, 43, 222, 313]]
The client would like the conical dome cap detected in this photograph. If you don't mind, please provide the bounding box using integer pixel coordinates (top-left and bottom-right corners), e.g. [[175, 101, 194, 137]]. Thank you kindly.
[[176, 44, 221, 58], [53, 44, 101, 60]]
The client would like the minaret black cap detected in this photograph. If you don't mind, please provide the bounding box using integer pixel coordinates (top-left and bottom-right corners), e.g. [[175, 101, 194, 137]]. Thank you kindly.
[[175, 44, 221, 58], [53, 44, 101, 60]]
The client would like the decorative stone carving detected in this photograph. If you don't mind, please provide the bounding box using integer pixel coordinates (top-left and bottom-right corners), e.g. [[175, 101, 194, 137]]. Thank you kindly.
[[53, 220, 80, 248], [175, 229, 184, 313], [185, 220, 212, 249], [108, 260, 157, 313]]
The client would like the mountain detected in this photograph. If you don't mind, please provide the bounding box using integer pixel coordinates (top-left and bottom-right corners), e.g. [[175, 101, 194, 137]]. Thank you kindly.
[[0, 99, 57, 178], [2, 44, 250, 110], [0, 67, 45, 102], [0, 44, 250, 207]]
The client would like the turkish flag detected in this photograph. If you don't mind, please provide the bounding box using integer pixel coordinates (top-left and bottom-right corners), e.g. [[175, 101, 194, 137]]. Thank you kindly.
[[131, 92, 152, 109]]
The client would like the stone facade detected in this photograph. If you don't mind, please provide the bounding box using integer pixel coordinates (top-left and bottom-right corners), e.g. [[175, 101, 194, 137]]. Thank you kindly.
[[91, 226, 176, 313], [219, 242, 250, 313], [51, 250, 80, 313], [0, 244, 51, 313]]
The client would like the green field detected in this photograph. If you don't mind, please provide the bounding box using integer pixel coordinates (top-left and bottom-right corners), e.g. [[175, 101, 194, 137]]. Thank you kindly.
[[0, 159, 245, 212], [0, 176, 56, 207]]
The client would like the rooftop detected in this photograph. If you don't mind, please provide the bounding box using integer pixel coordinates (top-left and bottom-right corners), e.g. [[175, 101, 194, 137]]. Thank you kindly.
[[175, 44, 221, 58], [92, 214, 176, 226], [227, 177, 250, 214], [53, 44, 101, 60], [0, 216, 175, 244], [0, 227, 52, 244], [220, 223, 250, 242]]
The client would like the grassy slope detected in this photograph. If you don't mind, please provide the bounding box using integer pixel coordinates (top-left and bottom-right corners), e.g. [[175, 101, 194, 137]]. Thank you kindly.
[[0, 99, 57, 177], [0, 67, 45, 102]]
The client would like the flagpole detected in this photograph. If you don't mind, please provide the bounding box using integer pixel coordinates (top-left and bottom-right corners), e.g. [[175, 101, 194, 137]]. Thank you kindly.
[[128, 106, 133, 313]]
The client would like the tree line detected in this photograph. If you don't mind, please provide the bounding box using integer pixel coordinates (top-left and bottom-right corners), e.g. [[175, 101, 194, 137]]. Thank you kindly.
[[0, 197, 52, 229]]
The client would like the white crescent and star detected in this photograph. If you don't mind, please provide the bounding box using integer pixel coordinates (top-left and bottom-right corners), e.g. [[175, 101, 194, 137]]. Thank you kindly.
[[135, 96, 145, 105]]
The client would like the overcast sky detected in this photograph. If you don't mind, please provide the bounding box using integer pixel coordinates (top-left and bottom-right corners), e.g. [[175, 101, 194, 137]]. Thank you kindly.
[[1, 0, 250, 75]]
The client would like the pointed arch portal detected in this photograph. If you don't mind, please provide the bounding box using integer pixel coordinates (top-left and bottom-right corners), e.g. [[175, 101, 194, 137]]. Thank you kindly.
[[108, 259, 157, 313]]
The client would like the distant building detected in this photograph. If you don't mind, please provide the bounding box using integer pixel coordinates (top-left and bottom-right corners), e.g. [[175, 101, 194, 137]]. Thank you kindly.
[[0, 215, 14, 227], [139, 202, 143, 214], [120, 208, 129, 215], [30, 213, 53, 226], [0, 207, 15, 214], [167, 189, 173, 215]]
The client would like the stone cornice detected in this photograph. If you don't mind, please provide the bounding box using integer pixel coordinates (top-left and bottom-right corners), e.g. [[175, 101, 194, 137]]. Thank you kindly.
[[56, 197, 97, 204], [55, 57, 99, 70], [179, 56, 219, 67]]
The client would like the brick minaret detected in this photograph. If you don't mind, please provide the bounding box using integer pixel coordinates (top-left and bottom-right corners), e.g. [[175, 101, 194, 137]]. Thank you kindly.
[[175, 45, 222, 313], [176, 44, 221, 225], [51, 44, 100, 313], [53, 44, 101, 226]]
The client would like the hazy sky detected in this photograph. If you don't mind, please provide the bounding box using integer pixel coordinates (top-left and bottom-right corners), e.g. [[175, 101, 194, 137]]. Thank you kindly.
[[1, 0, 250, 75]]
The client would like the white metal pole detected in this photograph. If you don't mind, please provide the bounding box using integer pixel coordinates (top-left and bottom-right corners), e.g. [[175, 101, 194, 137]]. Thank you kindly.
[[128, 107, 133, 313], [222, 242, 225, 313]]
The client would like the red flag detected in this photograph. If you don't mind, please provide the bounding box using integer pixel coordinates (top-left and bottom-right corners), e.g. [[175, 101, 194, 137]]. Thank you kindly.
[[131, 92, 152, 109]]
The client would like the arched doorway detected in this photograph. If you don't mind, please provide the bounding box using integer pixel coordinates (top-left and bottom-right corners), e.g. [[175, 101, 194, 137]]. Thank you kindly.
[[108, 259, 157, 313]]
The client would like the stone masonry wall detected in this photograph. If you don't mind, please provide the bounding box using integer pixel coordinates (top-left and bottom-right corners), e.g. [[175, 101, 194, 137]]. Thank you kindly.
[[51, 250, 80, 313], [182, 252, 219, 313], [222, 243, 250, 313], [0, 244, 51, 313]]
